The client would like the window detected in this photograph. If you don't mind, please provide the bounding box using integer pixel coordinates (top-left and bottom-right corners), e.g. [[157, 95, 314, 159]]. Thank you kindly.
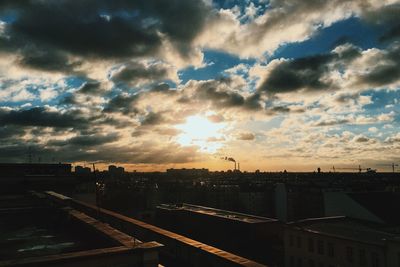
[[308, 259, 315, 267], [297, 257, 303, 267], [346, 246, 354, 263], [327, 242, 334, 257], [317, 240, 324, 255], [297, 236, 302, 248], [289, 234, 294, 247], [371, 252, 380, 267], [308, 238, 314, 253], [359, 249, 367, 266]]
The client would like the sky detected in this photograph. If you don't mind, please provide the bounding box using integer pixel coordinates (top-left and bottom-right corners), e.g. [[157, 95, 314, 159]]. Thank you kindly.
[[1, 0, 400, 172]]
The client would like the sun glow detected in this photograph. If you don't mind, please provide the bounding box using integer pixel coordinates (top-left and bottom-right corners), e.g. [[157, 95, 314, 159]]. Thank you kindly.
[[175, 115, 226, 153]]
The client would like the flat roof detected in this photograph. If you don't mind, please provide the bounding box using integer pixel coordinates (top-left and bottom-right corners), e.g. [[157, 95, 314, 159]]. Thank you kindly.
[[159, 203, 277, 223], [290, 218, 396, 245], [0, 194, 162, 265], [0, 207, 116, 260]]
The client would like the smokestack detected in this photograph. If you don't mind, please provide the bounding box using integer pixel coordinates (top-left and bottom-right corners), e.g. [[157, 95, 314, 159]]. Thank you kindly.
[[222, 156, 236, 171], [238, 162, 240, 171]]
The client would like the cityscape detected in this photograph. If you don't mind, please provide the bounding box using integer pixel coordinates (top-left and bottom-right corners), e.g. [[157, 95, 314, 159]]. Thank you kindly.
[[1, 1, 400, 267]]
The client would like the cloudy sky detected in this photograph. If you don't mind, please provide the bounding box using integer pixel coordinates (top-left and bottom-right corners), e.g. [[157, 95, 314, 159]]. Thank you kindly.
[[1, 0, 400, 172]]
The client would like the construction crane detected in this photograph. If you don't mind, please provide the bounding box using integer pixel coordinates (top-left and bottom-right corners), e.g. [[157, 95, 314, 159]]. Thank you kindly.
[[332, 165, 376, 173], [377, 163, 398, 173]]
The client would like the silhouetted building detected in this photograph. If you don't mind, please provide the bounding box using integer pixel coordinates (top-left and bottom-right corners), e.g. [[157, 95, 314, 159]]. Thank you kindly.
[[284, 216, 400, 267], [0, 192, 162, 267], [156, 203, 283, 266], [108, 165, 125, 176], [0, 163, 71, 178], [166, 168, 209, 177], [275, 183, 324, 222], [0, 163, 75, 193], [75, 165, 92, 175], [324, 191, 400, 225]]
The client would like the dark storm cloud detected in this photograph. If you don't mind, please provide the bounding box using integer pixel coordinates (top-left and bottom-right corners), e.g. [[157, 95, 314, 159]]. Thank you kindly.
[[141, 112, 164, 126], [0, 107, 87, 128], [0, 140, 198, 164], [313, 119, 350, 127], [150, 83, 176, 95], [258, 44, 362, 94], [194, 79, 263, 111], [77, 80, 104, 95], [335, 93, 361, 103], [354, 136, 369, 143], [59, 94, 78, 105], [195, 79, 243, 108], [265, 106, 290, 115], [0, 0, 212, 72], [380, 24, 400, 42], [17, 46, 81, 72], [111, 62, 170, 86], [103, 94, 139, 114], [49, 133, 120, 147], [198, 85, 245, 108], [0, 126, 25, 139], [356, 44, 400, 87], [258, 54, 334, 94]]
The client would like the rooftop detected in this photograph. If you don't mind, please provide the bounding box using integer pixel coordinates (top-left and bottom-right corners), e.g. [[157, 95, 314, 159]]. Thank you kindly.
[[289, 217, 398, 245], [159, 203, 277, 223], [0, 194, 162, 267]]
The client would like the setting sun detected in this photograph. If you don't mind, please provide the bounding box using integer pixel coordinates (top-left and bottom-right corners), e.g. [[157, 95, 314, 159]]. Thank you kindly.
[[175, 115, 226, 153]]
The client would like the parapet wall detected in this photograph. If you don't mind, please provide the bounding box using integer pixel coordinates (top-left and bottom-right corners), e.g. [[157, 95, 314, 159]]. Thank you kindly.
[[44, 191, 268, 267]]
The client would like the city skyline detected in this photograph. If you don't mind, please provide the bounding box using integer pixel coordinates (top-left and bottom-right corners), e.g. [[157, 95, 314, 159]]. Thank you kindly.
[[1, 1, 400, 172]]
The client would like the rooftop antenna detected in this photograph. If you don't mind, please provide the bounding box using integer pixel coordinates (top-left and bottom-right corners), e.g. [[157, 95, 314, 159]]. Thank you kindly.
[[377, 163, 399, 173]]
